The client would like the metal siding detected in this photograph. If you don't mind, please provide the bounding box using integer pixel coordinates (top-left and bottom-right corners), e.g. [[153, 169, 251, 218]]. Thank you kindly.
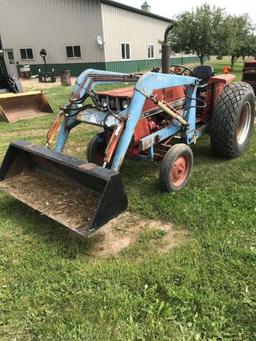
[[0, 0, 105, 65], [17, 56, 204, 76], [101, 3, 168, 62], [105, 56, 204, 73]]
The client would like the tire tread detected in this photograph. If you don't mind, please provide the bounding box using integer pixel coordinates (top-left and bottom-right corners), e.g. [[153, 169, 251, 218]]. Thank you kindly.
[[210, 82, 255, 158]]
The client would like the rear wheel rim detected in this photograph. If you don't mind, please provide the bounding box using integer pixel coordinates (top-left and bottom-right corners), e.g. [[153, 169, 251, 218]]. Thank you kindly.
[[171, 155, 189, 187], [237, 101, 252, 145]]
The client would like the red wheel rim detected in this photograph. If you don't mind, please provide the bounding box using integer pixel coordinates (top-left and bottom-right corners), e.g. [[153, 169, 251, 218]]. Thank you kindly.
[[237, 101, 251, 145], [171, 155, 189, 187]]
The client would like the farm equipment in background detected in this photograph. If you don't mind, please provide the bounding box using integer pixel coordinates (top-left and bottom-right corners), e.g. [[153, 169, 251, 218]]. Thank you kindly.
[[38, 49, 56, 83], [242, 60, 256, 94], [0, 49, 23, 95], [0, 48, 53, 122], [0, 26, 255, 237]]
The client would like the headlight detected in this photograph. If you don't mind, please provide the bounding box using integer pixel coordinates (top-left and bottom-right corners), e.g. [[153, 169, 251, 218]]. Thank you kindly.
[[100, 97, 108, 109], [121, 99, 128, 109]]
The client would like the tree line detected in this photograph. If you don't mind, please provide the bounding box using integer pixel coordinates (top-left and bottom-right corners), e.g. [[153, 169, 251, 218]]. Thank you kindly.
[[171, 4, 256, 68]]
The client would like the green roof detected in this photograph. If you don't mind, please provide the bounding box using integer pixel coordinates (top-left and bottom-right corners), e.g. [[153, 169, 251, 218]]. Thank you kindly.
[[101, 0, 173, 23]]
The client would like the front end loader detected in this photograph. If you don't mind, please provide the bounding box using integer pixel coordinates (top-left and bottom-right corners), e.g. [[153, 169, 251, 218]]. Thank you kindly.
[[0, 26, 255, 237], [0, 48, 53, 122]]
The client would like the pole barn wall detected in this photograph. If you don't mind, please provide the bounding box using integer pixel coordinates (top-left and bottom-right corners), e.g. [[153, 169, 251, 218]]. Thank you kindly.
[[0, 0, 105, 75]]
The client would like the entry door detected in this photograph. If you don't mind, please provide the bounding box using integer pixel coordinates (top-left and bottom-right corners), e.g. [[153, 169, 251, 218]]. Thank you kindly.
[[5, 49, 17, 76]]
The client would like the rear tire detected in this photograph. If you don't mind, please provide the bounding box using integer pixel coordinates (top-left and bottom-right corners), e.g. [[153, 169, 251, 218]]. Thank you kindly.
[[160, 144, 193, 192], [210, 82, 255, 158], [86, 132, 107, 166]]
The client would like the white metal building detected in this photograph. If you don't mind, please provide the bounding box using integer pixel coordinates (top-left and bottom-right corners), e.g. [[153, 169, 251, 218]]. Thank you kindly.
[[0, 0, 199, 76]]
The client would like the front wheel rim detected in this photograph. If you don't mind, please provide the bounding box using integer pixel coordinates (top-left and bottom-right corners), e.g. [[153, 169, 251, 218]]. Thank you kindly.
[[171, 155, 189, 187], [237, 101, 252, 145]]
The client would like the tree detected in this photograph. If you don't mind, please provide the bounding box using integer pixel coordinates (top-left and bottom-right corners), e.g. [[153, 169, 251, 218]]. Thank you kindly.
[[171, 4, 226, 65], [223, 14, 254, 69], [240, 33, 256, 62]]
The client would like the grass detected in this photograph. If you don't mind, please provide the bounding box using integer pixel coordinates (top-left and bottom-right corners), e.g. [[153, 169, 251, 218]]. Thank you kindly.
[[210, 58, 244, 80], [0, 61, 256, 340]]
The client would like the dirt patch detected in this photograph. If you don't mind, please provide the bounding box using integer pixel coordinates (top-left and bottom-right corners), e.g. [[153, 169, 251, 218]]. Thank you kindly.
[[90, 212, 188, 257], [0, 169, 188, 255], [21, 77, 76, 91]]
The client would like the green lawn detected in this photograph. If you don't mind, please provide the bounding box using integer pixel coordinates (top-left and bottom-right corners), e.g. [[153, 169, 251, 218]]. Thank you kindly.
[[0, 62, 255, 340], [210, 58, 244, 80]]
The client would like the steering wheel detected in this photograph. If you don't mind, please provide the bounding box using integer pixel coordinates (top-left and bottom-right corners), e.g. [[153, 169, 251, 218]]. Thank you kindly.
[[169, 65, 193, 76]]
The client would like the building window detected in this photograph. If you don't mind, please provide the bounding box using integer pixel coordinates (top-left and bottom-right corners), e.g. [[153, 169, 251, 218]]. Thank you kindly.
[[7, 50, 15, 64], [121, 43, 130, 60], [66, 45, 81, 58], [148, 44, 154, 59], [20, 48, 33, 60]]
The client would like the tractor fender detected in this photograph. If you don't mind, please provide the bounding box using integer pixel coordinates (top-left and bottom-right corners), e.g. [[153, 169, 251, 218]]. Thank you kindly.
[[204, 73, 236, 119]]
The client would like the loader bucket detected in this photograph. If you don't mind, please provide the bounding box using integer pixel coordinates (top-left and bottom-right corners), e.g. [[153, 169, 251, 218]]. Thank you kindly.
[[0, 141, 128, 237], [0, 91, 53, 123]]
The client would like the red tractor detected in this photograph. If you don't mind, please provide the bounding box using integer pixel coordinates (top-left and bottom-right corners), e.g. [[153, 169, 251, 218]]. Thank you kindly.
[[0, 26, 255, 237], [242, 60, 256, 94]]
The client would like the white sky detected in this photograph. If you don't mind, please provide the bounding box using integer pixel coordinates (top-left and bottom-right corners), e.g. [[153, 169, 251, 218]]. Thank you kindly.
[[117, 0, 256, 22]]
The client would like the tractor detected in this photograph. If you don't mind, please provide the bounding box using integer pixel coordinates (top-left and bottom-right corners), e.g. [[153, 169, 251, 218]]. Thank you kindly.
[[0, 26, 255, 237], [242, 60, 256, 94]]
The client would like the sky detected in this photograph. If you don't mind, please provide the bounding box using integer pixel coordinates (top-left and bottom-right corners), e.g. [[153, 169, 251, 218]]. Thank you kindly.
[[117, 0, 256, 22]]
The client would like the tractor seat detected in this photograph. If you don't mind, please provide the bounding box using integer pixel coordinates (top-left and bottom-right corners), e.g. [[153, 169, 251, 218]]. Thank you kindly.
[[192, 65, 214, 91]]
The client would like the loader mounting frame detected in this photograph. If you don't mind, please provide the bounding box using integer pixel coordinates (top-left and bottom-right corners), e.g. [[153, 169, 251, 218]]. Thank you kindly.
[[54, 69, 200, 172]]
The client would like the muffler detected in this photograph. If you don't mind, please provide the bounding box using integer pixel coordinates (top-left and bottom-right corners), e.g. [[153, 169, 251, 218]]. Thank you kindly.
[[0, 141, 128, 237]]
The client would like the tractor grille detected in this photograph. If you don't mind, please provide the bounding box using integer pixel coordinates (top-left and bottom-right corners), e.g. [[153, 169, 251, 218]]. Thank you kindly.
[[242, 72, 256, 81], [242, 70, 256, 93], [243, 62, 256, 70], [97, 95, 129, 113]]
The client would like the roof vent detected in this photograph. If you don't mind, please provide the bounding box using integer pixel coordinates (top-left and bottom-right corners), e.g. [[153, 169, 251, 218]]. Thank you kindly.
[[141, 1, 151, 12]]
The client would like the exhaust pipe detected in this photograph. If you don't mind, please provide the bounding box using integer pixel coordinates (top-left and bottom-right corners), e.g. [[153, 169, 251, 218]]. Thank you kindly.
[[161, 24, 175, 74]]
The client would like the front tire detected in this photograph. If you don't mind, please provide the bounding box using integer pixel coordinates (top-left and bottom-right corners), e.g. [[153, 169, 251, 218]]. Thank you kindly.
[[210, 82, 255, 158], [86, 132, 107, 166], [160, 144, 193, 192]]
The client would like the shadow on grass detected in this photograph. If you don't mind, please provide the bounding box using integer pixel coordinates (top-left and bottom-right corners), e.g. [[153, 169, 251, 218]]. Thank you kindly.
[[121, 138, 227, 181], [191, 142, 230, 166]]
